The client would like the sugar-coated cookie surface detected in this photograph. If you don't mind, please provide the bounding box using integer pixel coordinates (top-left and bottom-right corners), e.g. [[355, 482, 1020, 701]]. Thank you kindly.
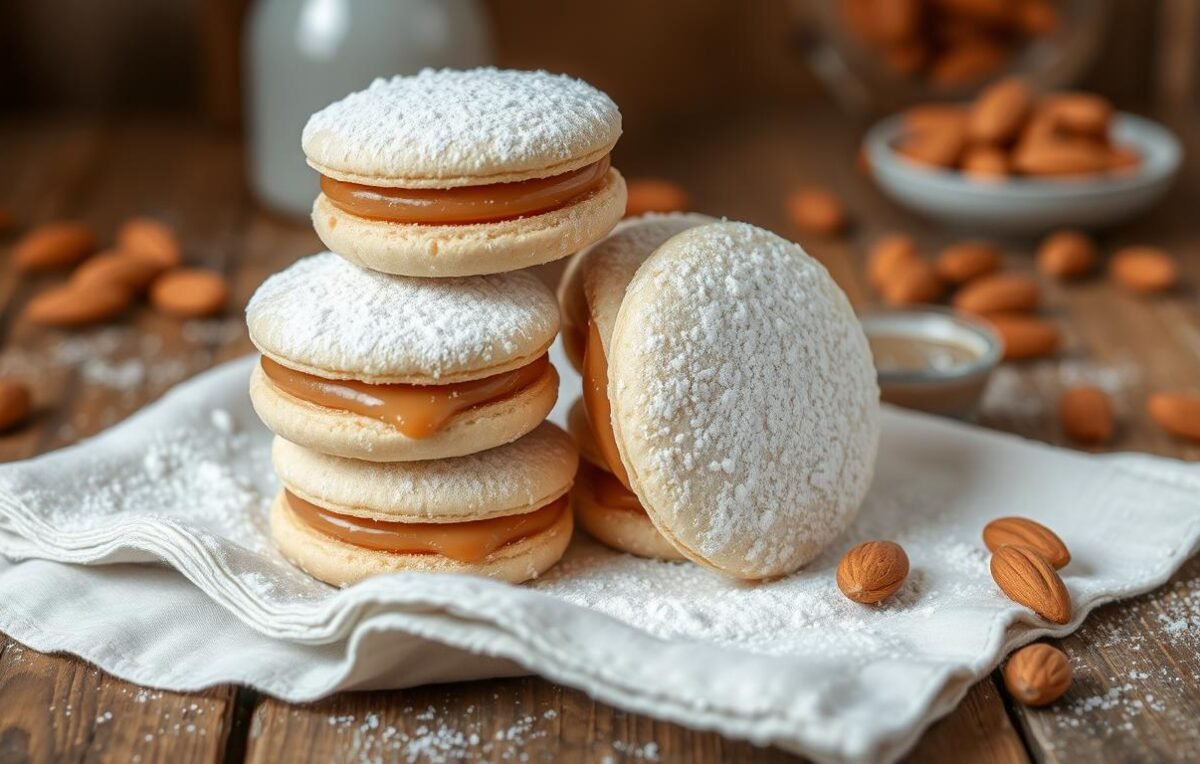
[[609, 222, 880, 580], [272, 423, 578, 524], [303, 68, 622, 188], [246, 252, 559, 383]]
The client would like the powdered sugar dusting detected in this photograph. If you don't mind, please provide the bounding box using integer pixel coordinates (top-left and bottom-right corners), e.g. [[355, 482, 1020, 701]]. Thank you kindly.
[[611, 222, 880, 578], [246, 253, 559, 380], [302, 68, 621, 184]]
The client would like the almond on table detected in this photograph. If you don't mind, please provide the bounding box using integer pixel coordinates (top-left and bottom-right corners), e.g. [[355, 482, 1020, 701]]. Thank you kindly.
[[24, 283, 132, 328], [953, 273, 1039, 315], [1109, 246, 1177, 295], [867, 233, 919, 290], [72, 249, 166, 294], [786, 187, 848, 235], [1037, 230, 1097, 280], [150, 269, 229, 318], [12, 221, 96, 273], [1059, 386, 1115, 446], [117, 217, 183, 269], [935, 241, 1001, 285], [883, 259, 943, 307], [1004, 643, 1072, 706], [0, 380, 32, 432], [1146, 392, 1200, 442], [987, 315, 1060, 361]]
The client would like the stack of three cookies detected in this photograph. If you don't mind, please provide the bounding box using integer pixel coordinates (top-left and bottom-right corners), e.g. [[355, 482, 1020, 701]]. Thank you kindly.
[[245, 69, 628, 586]]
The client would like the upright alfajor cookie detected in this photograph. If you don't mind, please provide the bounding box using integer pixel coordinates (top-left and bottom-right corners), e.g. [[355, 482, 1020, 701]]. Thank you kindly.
[[271, 422, 578, 586], [247, 252, 560, 462], [568, 220, 880, 579], [304, 68, 627, 277]]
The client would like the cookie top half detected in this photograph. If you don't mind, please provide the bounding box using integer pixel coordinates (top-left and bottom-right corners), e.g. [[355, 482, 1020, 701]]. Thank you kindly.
[[302, 68, 622, 188], [608, 222, 881, 580], [246, 252, 559, 384]]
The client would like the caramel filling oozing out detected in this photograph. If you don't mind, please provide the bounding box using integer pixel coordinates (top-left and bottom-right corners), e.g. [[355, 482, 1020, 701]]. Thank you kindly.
[[260, 354, 550, 439], [589, 464, 645, 514], [286, 491, 567, 563], [321, 155, 611, 225], [581, 319, 632, 489]]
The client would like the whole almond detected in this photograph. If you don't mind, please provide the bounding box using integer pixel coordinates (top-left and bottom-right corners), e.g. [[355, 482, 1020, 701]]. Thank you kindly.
[[969, 77, 1033, 145], [983, 517, 1071, 569], [867, 233, 919, 290], [990, 544, 1072, 624], [1004, 643, 1072, 706], [988, 315, 1060, 361], [1012, 139, 1110, 177], [24, 284, 132, 327], [954, 273, 1039, 315], [787, 187, 847, 235], [1041, 92, 1112, 138], [72, 250, 166, 293], [883, 259, 944, 306], [1109, 246, 1177, 295], [836, 540, 909, 604], [150, 269, 229, 318], [0, 381, 32, 432], [961, 146, 1008, 180], [1147, 392, 1200, 442], [1059, 386, 1114, 445], [897, 122, 967, 168], [1037, 230, 1096, 281], [117, 217, 182, 268], [624, 179, 689, 218], [935, 241, 1002, 285], [12, 222, 96, 273]]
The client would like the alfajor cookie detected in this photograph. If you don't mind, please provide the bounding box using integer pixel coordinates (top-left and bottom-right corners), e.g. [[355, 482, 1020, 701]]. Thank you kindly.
[[270, 422, 577, 586], [247, 252, 560, 462], [303, 68, 627, 277], [571, 220, 880, 579]]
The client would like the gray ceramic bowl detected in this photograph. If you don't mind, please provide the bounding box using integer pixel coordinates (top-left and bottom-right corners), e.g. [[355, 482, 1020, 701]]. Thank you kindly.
[[865, 113, 1181, 234]]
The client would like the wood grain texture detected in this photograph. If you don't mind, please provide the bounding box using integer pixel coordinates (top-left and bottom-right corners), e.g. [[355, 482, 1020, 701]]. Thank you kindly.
[[0, 103, 1197, 762]]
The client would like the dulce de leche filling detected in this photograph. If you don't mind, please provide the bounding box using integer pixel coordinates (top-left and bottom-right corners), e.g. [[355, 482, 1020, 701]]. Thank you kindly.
[[260, 354, 550, 439], [286, 491, 567, 563], [321, 155, 611, 225], [581, 319, 632, 489], [590, 464, 645, 514]]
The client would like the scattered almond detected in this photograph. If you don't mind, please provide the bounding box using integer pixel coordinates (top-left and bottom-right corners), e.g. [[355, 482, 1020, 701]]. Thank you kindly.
[[1109, 246, 1177, 295], [1003, 643, 1072, 706], [1146, 392, 1200, 442], [983, 517, 1071, 569], [117, 217, 182, 269], [1037, 230, 1096, 281], [836, 540, 909, 604], [968, 77, 1033, 145], [149, 269, 229, 318], [12, 222, 96, 273], [1059, 386, 1114, 445], [953, 273, 1039, 315], [935, 241, 1002, 285], [24, 284, 132, 327], [867, 233, 919, 290], [71, 250, 166, 293], [0, 381, 32, 432], [990, 544, 1072, 624], [624, 179, 690, 218], [882, 259, 944, 307], [787, 187, 847, 235], [987, 315, 1060, 361]]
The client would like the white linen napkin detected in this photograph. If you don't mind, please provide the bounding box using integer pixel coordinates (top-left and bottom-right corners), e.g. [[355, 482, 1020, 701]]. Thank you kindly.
[[0, 348, 1197, 764]]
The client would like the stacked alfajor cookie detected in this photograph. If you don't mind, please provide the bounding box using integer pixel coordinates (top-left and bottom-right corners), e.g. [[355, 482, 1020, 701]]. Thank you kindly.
[[246, 68, 627, 586]]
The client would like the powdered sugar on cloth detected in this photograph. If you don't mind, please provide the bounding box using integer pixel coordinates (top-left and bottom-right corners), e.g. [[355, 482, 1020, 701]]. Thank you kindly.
[[0, 349, 1197, 764]]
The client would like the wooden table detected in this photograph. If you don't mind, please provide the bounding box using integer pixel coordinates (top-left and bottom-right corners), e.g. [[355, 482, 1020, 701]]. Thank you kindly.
[[0, 104, 1198, 763]]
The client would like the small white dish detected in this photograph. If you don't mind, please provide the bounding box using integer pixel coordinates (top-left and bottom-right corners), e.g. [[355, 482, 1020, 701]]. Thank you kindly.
[[865, 112, 1181, 234]]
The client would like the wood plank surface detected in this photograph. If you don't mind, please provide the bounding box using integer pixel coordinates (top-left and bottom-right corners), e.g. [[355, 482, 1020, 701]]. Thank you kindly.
[[0, 104, 1197, 763]]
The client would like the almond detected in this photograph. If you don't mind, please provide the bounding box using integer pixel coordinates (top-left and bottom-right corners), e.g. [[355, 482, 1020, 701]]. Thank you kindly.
[[903, 105, 967, 136], [1109, 246, 1177, 295], [987, 315, 1060, 361], [929, 41, 1007, 89], [12, 222, 96, 273], [960, 146, 1008, 180], [117, 217, 182, 269], [969, 77, 1033, 145], [1108, 145, 1140, 173], [990, 545, 1071, 624], [882, 259, 944, 306], [836, 540, 909, 604], [1059, 386, 1114, 445], [624, 179, 689, 218], [1147, 392, 1200, 442], [897, 122, 967, 168], [1011, 138, 1110, 177], [1037, 230, 1096, 281], [0, 381, 32, 432], [935, 241, 1002, 285], [149, 269, 229, 318], [71, 250, 166, 293], [1004, 643, 1072, 706], [983, 517, 1070, 569], [24, 284, 132, 327], [787, 187, 847, 235], [953, 273, 1039, 315], [867, 233, 919, 290], [1040, 92, 1112, 138]]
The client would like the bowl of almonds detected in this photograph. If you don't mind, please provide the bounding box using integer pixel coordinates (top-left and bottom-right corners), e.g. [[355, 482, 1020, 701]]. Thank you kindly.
[[864, 79, 1181, 233]]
